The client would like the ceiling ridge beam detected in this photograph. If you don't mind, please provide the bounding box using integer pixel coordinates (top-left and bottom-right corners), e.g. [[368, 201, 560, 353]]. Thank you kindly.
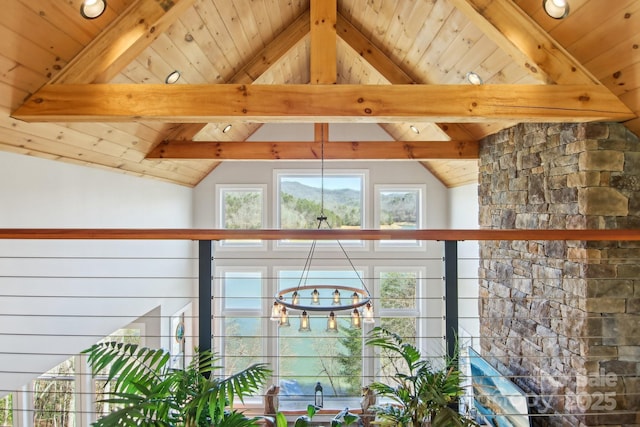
[[450, 0, 601, 85], [310, 0, 337, 84], [50, 0, 196, 84], [146, 139, 479, 160], [13, 84, 635, 123]]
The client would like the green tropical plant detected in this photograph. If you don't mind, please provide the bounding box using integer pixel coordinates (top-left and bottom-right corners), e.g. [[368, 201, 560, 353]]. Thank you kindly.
[[365, 327, 477, 427], [83, 342, 271, 427]]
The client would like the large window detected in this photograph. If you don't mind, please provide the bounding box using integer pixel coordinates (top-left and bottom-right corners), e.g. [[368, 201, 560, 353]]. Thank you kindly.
[[277, 171, 365, 230], [277, 269, 365, 400], [212, 170, 440, 408]]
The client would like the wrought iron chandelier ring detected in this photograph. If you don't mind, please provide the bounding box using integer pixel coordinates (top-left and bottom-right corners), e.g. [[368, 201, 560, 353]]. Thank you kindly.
[[275, 284, 371, 312]]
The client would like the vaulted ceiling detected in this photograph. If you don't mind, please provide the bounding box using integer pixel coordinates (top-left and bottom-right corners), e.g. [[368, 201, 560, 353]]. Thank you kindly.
[[2, 0, 638, 187]]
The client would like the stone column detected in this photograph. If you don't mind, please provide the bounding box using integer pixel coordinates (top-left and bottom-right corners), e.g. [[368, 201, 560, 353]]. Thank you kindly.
[[478, 122, 640, 426]]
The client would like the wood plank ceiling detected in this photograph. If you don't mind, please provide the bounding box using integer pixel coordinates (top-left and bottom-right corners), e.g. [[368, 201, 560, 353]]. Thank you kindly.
[[2, 0, 638, 188]]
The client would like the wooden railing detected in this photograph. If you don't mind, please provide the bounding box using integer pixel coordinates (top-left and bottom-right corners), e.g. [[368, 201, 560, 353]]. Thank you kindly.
[[1, 228, 639, 240]]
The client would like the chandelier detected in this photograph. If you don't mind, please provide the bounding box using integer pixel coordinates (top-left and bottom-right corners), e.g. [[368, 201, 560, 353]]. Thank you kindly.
[[270, 139, 374, 332]]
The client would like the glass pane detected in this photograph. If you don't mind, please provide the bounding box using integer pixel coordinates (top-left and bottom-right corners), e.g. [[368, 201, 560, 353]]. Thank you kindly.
[[278, 269, 365, 399], [279, 174, 363, 229], [377, 317, 417, 384], [279, 316, 362, 399], [222, 189, 263, 229], [379, 190, 419, 229], [380, 271, 417, 309], [103, 328, 142, 345], [0, 394, 12, 427], [93, 327, 144, 416], [224, 317, 262, 376], [34, 358, 76, 427], [94, 379, 119, 418], [224, 272, 262, 310]]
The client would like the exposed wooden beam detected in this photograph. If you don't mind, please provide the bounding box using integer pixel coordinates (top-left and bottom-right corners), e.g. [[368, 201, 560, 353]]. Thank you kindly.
[[450, 0, 600, 85], [146, 140, 479, 160], [230, 10, 311, 84], [1, 228, 639, 242], [51, 0, 196, 84], [13, 84, 635, 123], [164, 9, 311, 141], [336, 12, 474, 141], [336, 14, 415, 85], [310, 0, 337, 84]]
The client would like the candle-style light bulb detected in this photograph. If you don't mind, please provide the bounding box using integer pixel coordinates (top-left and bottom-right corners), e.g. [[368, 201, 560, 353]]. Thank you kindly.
[[351, 308, 361, 328], [279, 307, 290, 327], [299, 310, 311, 332], [311, 289, 320, 304], [326, 311, 338, 332], [363, 302, 375, 323], [332, 289, 341, 305]]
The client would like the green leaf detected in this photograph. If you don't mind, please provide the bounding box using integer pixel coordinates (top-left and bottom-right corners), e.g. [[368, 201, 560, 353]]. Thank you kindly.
[[276, 412, 288, 427], [306, 404, 316, 419]]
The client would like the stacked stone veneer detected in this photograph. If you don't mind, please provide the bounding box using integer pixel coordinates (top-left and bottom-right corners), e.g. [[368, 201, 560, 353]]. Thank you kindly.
[[478, 123, 640, 426]]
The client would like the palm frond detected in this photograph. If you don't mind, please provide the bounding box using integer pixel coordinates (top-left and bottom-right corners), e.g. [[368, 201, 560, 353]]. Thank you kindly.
[[83, 342, 169, 393], [85, 343, 271, 427]]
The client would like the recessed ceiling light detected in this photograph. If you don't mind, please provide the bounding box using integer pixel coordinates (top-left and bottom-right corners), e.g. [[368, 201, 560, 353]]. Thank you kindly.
[[409, 125, 420, 134], [222, 124, 232, 133], [543, 0, 569, 19], [466, 71, 483, 85], [80, 0, 107, 19], [165, 70, 181, 84]]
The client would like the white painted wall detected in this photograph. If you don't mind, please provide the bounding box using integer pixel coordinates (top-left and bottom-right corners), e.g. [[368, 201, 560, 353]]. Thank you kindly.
[[448, 183, 480, 351], [0, 152, 196, 395]]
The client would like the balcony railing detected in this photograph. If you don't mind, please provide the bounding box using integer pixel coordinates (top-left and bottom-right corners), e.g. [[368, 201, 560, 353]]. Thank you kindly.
[[0, 228, 638, 426]]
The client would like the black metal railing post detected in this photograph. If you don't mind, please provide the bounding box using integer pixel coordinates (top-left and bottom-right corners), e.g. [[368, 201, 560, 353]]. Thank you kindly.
[[199, 240, 212, 355], [444, 240, 459, 361]]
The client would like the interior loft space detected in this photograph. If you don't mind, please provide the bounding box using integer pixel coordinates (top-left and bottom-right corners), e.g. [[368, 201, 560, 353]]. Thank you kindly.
[[1, 0, 640, 425]]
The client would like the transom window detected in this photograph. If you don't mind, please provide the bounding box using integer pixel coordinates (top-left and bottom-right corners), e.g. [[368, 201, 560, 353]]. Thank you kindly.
[[375, 185, 425, 248], [276, 171, 365, 230], [216, 185, 266, 247]]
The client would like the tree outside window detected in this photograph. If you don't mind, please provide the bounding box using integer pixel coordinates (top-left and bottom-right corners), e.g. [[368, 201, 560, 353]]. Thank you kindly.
[[217, 185, 265, 247], [33, 359, 75, 427], [375, 186, 424, 248], [220, 271, 264, 377], [377, 271, 420, 384], [0, 394, 12, 427]]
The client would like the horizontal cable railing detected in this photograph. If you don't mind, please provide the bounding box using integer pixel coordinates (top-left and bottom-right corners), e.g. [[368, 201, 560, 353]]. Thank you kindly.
[[0, 229, 638, 426]]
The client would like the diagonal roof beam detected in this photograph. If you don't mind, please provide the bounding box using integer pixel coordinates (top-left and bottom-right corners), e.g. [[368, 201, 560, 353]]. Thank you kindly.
[[146, 139, 479, 160], [336, 13, 474, 141], [165, 9, 311, 141], [450, 0, 600, 85], [51, 0, 196, 84], [13, 84, 635, 123]]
